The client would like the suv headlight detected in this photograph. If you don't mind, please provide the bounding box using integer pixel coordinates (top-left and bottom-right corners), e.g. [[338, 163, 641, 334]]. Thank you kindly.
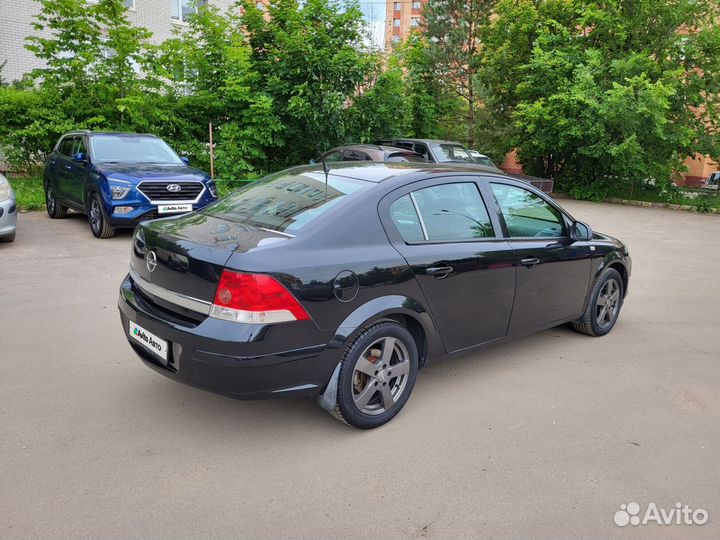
[[0, 175, 12, 202], [108, 178, 131, 200], [207, 180, 218, 198]]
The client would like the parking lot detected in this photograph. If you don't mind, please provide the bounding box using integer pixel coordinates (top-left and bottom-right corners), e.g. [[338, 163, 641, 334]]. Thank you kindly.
[[2, 201, 719, 539]]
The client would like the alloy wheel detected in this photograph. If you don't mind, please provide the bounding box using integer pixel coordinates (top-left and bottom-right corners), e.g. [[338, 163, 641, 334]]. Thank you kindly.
[[46, 187, 56, 213], [596, 278, 621, 329], [89, 197, 102, 233], [351, 336, 411, 415]]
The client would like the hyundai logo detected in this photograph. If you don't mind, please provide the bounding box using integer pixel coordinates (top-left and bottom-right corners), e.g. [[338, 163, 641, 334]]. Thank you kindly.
[[146, 250, 158, 273], [166, 184, 182, 193]]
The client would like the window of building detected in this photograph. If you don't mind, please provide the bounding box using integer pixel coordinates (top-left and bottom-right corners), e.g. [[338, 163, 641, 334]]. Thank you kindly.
[[392, 35, 401, 43], [410, 17, 420, 27], [171, 0, 206, 22], [393, 2, 401, 10], [256, 1, 265, 10], [125, 0, 135, 8], [412, 1, 421, 8], [393, 18, 401, 27]]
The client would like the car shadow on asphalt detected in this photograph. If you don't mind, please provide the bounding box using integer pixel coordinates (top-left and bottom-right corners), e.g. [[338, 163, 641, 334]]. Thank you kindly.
[[120, 324, 584, 436]]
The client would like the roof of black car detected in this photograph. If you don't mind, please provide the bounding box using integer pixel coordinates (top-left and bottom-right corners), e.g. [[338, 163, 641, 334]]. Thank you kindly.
[[296, 161, 504, 184]]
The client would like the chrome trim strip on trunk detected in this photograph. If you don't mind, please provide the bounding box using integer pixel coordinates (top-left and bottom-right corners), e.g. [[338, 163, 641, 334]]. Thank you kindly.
[[130, 268, 211, 315]]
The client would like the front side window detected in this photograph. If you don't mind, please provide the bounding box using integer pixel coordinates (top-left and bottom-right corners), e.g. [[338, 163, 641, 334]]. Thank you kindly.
[[201, 171, 372, 233], [90, 135, 183, 165], [72, 137, 87, 156], [390, 182, 494, 242], [491, 183, 565, 238], [59, 137, 75, 156]]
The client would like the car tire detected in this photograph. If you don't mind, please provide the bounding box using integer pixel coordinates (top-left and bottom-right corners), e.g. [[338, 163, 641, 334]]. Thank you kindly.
[[0, 232, 15, 243], [88, 193, 115, 239], [45, 184, 68, 219], [572, 268, 624, 337], [333, 320, 418, 429]]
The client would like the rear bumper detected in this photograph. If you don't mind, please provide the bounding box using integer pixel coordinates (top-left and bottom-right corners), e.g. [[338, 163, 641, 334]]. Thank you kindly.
[[117, 274, 339, 399]]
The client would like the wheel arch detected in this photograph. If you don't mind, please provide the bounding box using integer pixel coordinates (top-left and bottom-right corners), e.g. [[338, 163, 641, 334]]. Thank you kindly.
[[328, 295, 442, 369]]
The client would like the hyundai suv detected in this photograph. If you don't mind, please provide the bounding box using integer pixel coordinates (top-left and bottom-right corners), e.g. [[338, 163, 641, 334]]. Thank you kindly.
[[44, 131, 218, 238]]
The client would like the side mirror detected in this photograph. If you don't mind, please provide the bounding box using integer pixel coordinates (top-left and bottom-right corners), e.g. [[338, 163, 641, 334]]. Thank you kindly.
[[180, 156, 190, 165], [571, 220, 593, 241], [72, 152, 87, 163]]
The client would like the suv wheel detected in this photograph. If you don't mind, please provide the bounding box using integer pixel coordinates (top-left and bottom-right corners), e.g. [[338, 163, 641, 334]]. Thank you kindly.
[[573, 268, 624, 337], [88, 193, 115, 239], [45, 184, 67, 219], [333, 321, 418, 429]]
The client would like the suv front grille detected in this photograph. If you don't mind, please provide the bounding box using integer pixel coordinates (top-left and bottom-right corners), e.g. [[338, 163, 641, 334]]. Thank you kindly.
[[137, 181, 204, 201]]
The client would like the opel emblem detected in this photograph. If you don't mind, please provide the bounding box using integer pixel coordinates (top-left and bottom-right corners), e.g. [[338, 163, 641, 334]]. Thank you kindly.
[[146, 250, 158, 272], [166, 184, 181, 193]]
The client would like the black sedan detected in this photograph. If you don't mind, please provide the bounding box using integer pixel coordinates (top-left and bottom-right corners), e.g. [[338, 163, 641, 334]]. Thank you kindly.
[[118, 163, 631, 429]]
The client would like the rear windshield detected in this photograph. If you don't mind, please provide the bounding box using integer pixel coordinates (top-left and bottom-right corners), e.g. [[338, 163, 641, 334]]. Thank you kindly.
[[387, 152, 426, 163], [90, 135, 183, 165], [431, 143, 475, 163], [200, 170, 372, 233]]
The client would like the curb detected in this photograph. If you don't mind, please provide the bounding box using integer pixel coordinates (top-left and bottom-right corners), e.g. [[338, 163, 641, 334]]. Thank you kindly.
[[603, 198, 720, 214]]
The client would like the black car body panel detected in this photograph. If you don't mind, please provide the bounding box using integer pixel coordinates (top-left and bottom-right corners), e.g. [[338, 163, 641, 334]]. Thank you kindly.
[[119, 163, 630, 400]]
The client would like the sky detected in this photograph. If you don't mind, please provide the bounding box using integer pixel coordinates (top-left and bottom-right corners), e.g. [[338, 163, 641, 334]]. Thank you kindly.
[[359, 0, 386, 49]]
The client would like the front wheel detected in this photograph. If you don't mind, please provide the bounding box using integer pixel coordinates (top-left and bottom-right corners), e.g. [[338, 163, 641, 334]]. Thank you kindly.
[[45, 184, 67, 219], [333, 321, 418, 429], [88, 193, 115, 239], [573, 268, 624, 337]]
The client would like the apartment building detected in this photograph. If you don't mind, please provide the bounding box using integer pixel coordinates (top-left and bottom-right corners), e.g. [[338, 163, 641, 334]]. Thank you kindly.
[[384, 0, 426, 50], [0, 0, 242, 83]]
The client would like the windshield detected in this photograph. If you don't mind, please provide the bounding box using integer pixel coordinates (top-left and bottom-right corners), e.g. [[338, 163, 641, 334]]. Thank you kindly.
[[200, 170, 372, 233], [90, 135, 183, 164], [430, 143, 475, 163]]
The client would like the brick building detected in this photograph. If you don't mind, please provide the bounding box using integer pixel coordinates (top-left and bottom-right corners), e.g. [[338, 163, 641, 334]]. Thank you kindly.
[[0, 0, 241, 83]]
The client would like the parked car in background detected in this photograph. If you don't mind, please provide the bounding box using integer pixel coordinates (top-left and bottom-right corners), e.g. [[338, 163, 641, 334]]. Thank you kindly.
[[119, 162, 630, 429], [43, 131, 218, 238], [377, 138, 555, 194], [0, 173, 17, 242], [702, 172, 719, 190], [377, 138, 482, 166], [315, 144, 427, 164]]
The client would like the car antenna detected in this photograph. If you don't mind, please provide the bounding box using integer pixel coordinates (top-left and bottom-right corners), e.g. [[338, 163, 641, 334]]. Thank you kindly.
[[319, 151, 330, 201]]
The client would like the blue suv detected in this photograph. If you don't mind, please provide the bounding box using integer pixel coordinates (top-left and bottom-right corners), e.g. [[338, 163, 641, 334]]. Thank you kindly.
[[44, 131, 218, 238]]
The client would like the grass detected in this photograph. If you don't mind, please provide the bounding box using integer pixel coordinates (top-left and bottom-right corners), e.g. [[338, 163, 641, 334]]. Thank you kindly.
[[608, 184, 720, 212], [9, 177, 45, 211]]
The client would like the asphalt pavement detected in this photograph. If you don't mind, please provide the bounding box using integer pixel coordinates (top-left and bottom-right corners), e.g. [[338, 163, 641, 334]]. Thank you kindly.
[[1, 202, 719, 539]]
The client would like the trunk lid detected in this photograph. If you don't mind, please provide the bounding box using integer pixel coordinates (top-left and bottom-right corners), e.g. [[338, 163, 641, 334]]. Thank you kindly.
[[131, 212, 289, 304]]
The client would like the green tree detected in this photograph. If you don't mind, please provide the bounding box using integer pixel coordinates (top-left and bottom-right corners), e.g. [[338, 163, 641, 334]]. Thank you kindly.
[[240, 0, 372, 165], [481, 0, 720, 198], [423, 0, 495, 146]]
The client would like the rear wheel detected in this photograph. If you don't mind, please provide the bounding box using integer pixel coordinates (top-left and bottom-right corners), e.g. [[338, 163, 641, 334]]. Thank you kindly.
[[45, 184, 67, 219], [334, 321, 418, 429], [573, 268, 624, 337], [88, 193, 115, 239]]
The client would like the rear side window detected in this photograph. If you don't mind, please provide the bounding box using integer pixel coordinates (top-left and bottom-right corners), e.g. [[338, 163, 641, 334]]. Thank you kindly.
[[201, 170, 372, 233], [59, 137, 75, 156], [389, 182, 494, 242], [342, 149, 369, 161]]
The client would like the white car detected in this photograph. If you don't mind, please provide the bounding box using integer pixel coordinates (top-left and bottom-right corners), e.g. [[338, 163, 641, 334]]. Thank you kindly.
[[0, 174, 17, 242]]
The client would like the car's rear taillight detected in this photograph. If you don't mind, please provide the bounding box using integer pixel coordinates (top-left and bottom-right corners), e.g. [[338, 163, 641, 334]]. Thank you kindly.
[[210, 270, 310, 324]]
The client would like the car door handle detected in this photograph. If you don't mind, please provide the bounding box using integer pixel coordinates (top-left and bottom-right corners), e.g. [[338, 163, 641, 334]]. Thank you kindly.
[[426, 266, 453, 278], [520, 257, 540, 268]]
